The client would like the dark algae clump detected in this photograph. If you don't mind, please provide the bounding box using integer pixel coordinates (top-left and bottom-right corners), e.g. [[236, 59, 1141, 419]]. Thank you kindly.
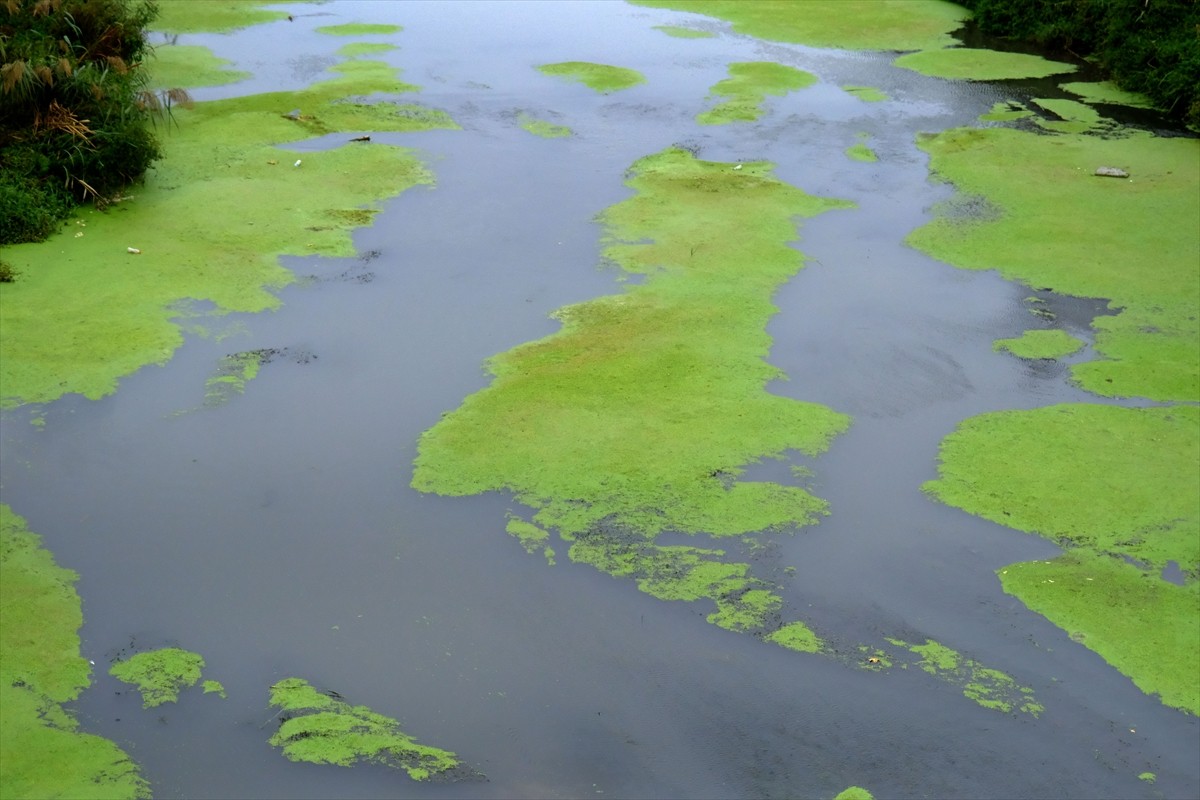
[[267, 678, 475, 781]]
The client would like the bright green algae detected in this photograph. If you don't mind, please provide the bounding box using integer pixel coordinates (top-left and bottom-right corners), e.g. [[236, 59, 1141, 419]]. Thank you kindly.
[[152, 0, 296, 34], [267, 678, 466, 780], [413, 147, 852, 637], [833, 788, 875, 800], [993, 329, 1084, 360], [999, 555, 1199, 715], [537, 62, 645, 93], [633, 0, 968, 51], [338, 42, 398, 58], [927, 404, 1200, 712], [148, 45, 249, 90], [0, 505, 148, 799], [109, 647, 206, 708], [204, 350, 264, 407], [908, 126, 1200, 401], [203, 679, 227, 698], [0, 59, 454, 409], [517, 113, 572, 138], [1062, 81, 1155, 110], [842, 86, 888, 103], [697, 62, 816, 125], [894, 48, 1075, 81], [887, 638, 1043, 715], [653, 25, 715, 39], [846, 134, 878, 163], [316, 23, 403, 36]]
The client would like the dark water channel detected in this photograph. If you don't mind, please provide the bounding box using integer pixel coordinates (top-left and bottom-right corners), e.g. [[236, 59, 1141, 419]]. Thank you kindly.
[[2, 2, 1197, 798]]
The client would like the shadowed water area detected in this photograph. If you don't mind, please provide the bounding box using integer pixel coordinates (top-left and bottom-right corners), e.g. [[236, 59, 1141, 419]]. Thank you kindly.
[[1, 2, 1196, 798]]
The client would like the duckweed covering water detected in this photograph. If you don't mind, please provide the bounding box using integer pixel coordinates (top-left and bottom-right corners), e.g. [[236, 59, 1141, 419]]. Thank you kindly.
[[414, 146, 852, 634], [316, 23, 403, 36], [147, 45, 249, 90], [267, 678, 467, 780], [152, 0, 293, 34], [842, 86, 888, 103], [697, 62, 816, 125], [992, 329, 1084, 360], [0, 58, 452, 408], [0, 505, 148, 799], [887, 638, 1043, 715], [110, 647, 206, 708], [893, 49, 1076, 81], [634, 0, 968, 51], [517, 113, 573, 138], [537, 62, 646, 93], [653, 25, 715, 39], [833, 787, 875, 800]]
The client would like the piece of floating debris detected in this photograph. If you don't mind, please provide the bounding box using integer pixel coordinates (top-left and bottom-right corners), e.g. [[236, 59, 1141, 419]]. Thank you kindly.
[[733, 164, 743, 170], [127, 247, 141, 254], [267, 159, 277, 165], [350, 135, 371, 142], [293, 160, 302, 168], [284, 109, 302, 120], [1094, 166, 1129, 178]]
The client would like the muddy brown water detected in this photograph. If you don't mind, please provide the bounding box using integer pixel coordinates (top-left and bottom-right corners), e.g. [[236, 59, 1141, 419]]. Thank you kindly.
[[2, 2, 1197, 798]]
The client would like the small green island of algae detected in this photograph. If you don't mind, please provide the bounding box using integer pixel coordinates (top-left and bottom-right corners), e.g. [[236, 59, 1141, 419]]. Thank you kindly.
[[267, 678, 472, 781], [414, 147, 852, 643], [697, 61, 816, 125], [833, 787, 875, 800], [993, 329, 1084, 360], [887, 638, 1043, 715], [537, 61, 645, 93], [0, 505, 148, 799], [109, 647, 214, 708]]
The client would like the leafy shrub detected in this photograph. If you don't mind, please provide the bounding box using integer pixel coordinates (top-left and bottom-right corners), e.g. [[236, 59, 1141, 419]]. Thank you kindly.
[[0, 0, 166, 245]]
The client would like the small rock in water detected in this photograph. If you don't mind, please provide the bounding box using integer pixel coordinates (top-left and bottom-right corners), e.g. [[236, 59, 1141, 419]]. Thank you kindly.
[[1094, 166, 1129, 178]]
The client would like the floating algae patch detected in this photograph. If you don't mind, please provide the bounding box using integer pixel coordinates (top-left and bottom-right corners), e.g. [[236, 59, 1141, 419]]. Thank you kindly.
[[202, 679, 227, 699], [766, 621, 824, 653], [413, 146, 852, 637], [999, 554, 1199, 715], [894, 48, 1076, 81], [0, 505, 149, 799], [907, 126, 1200, 401], [846, 133, 877, 163], [1139, 772, 1157, 784], [316, 23, 403, 36], [338, 42, 398, 58], [517, 113, 572, 138], [152, 0, 294, 34], [1062, 80, 1155, 110], [697, 62, 816, 125], [833, 788, 875, 800], [927, 404, 1200, 711], [653, 25, 715, 39], [887, 638, 1043, 715], [148, 44, 249, 90], [203, 347, 316, 407], [536, 61, 645, 93], [110, 648, 206, 708], [506, 517, 556, 564], [0, 57, 452, 409], [842, 85, 888, 103], [993, 329, 1084, 360], [267, 678, 473, 781], [980, 101, 1034, 122], [1031, 98, 1111, 135], [633, 0, 967, 51]]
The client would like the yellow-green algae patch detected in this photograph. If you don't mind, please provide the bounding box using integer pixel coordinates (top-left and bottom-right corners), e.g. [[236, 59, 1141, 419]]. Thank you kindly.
[[1139, 771, 1157, 784], [887, 638, 1043, 715], [999, 554, 1199, 715], [316, 23, 402, 36], [537, 62, 645, 94], [697, 62, 816, 125], [110, 647, 205, 708], [203, 679, 227, 698], [633, 0, 968, 51], [1031, 98, 1110, 135], [993, 329, 1084, 360], [152, 0, 295, 34], [980, 101, 1034, 122], [846, 133, 877, 163], [148, 44, 249, 90], [833, 787, 875, 800], [338, 42, 398, 58], [267, 678, 468, 780], [413, 147, 852, 637], [766, 621, 824, 653], [926, 404, 1200, 712], [907, 126, 1199, 401], [893, 48, 1075, 81], [1062, 81, 1155, 110], [204, 350, 264, 407], [653, 25, 715, 39], [0, 60, 452, 409], [517, 113, 572, 138], [842, 85, 888, 102], [0, 505, 149, 799]]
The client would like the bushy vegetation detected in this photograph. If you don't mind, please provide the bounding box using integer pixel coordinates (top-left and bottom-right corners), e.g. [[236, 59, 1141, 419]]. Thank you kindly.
[[957, 0, 1200, 127], [1, 0, 176, 245]]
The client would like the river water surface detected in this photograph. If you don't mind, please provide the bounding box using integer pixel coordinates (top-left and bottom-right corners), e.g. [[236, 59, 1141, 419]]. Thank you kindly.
[[1, 2, 1197, 798]]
